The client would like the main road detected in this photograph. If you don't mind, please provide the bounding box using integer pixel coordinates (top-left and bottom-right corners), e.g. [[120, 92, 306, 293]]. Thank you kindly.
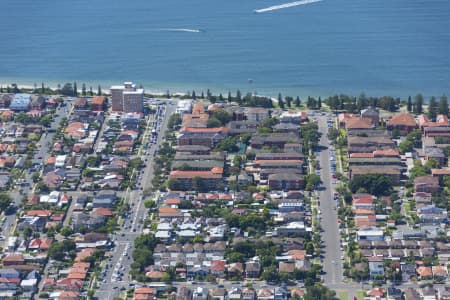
[[316, 115, 343, 287], [95, 100, 177, 299]]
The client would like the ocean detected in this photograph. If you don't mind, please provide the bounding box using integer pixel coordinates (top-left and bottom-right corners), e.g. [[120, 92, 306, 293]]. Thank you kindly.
[[0, 0, 449, 98]]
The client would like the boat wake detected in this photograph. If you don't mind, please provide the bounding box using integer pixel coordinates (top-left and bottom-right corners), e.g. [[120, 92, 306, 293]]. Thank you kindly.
[[157, 28, 203, 33], [254, 0, 322, 13]]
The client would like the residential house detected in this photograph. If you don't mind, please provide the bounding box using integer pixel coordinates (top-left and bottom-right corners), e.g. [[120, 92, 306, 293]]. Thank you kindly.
[[242, 289, 256, 300], [257, 288, 274, 300], [227, 121, 259, 136], [416, 266, 432, 280], [9, 93, 31, 111], [404, 288, 420, 300], [177, 286, 193, 300], [245, 108, 269, 122], [274, 285, 289, 300], [347, 136, 395, 154], [211, 288, 228, 300], [229, 288, 242, 300], [386, 113, 416, 134], [134, 287, 155, 300], [92, 190, 117, 208], [386, 287, 402, 300], [245, 260, 261, 278], [168, 169, 223, 190], [193, 287, 209, 300], [367, 256, 384, 280], [361, 107, 380, 124], [268, 173, 304, 190], [178, 127, 228, 148], [250, 133, 301, 150], [91, 96, 106, 111], [414, 176, 439, 193]]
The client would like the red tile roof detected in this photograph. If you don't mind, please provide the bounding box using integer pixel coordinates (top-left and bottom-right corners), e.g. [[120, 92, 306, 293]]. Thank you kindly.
[[387, 113, 416, 127]]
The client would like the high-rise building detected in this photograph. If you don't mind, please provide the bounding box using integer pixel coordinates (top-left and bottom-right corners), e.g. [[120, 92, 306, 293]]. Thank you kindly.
[[110, 82, 144, 113]]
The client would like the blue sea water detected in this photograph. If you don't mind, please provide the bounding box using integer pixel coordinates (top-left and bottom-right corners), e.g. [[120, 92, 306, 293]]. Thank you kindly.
[[0, 0, 449, 98]]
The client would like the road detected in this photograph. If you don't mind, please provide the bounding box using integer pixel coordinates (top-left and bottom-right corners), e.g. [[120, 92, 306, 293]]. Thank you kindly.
[[95, 100, 177, 299], [316, 115, 343, 286]]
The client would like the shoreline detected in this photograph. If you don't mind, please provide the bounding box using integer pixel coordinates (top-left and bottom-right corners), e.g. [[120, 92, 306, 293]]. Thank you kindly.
[[0, 79, 447, 100]]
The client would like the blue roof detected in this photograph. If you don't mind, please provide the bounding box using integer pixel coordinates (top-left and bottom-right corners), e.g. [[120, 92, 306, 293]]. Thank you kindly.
[[10, 93, 31, 110]]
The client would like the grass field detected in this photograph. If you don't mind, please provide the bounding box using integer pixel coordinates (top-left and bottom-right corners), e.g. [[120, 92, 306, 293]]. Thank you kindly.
[[338, 290, 349, 300]]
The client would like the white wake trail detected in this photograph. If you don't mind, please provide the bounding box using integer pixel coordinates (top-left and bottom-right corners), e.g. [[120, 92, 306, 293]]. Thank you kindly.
[[158, 28, 201, 33], [254, 0, 322, 13]]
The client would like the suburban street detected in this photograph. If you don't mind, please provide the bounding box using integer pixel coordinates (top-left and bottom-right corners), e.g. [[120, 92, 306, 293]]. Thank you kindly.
[[1, 100, 72, 248], [316, 115, 343, 287], [95, 100, 177, 299]]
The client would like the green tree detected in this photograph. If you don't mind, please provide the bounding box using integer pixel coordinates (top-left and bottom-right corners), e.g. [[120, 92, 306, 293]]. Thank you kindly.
[[304, 284, 336, 300], [73, 82, 78, 96], [261, 265, 279, 283], [399, 139, 413, 154], [407, 96, 412, 112], [295, 96, 301, 107], [192, 90, 196, 100], [82, 83, 86, 96], [0, 193, 12, 212], [439, 95, 449, 116], [236, 90, 242, 103], [207, 117, 222, 128], [97, 85, 102, 96], [211, 109, 232, 125], [349, 174, 393, 196], [227, 91, 232, 102], [144, 199, 156, 209], [215, 137, 238, 152], [39, 115, 52, 127], [60, 227, 73, 237], [48, 240, 76, 261], [414, 93, 423, 114], [428, 96, 437, 120], [167, 113, 182, 130], [61, 83, 74, 96], [167, 178, 181, 190], [192, 176, 207, 192], [22, 227, 33, 240], [278, 93, 285, 109]]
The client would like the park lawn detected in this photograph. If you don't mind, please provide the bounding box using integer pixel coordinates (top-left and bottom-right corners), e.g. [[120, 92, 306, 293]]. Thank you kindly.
[[357, 290, 366, 300], [338, 290, 349, 300]]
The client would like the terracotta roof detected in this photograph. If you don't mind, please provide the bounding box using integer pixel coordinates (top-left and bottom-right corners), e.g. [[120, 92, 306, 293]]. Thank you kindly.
[[354, 208, 375, 215], [417, 266, 432, 277], [279, 262, 295, 273], [181, 126, 228, 133], [432, 266, 448, 276], [288, 249, 306, 260], [91, 96, 105, 105], [431, 169, 450, 176], [92, 207, 113, 217], [211, 260, 226, 271], [164, 198, 181, 205], [145, 270, 165, 279], [169, 170, 222, 179], [75, 248, 96, 262], [387, 113, 416, 127], [353, 198, 374, 205], [26, 209, 52, 217], [346, 117, 373, 129], [350, 153, 374, 158], [367, 288, 384, 297], [159, 207, 181, 214], [373, 149, 399, 157]]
